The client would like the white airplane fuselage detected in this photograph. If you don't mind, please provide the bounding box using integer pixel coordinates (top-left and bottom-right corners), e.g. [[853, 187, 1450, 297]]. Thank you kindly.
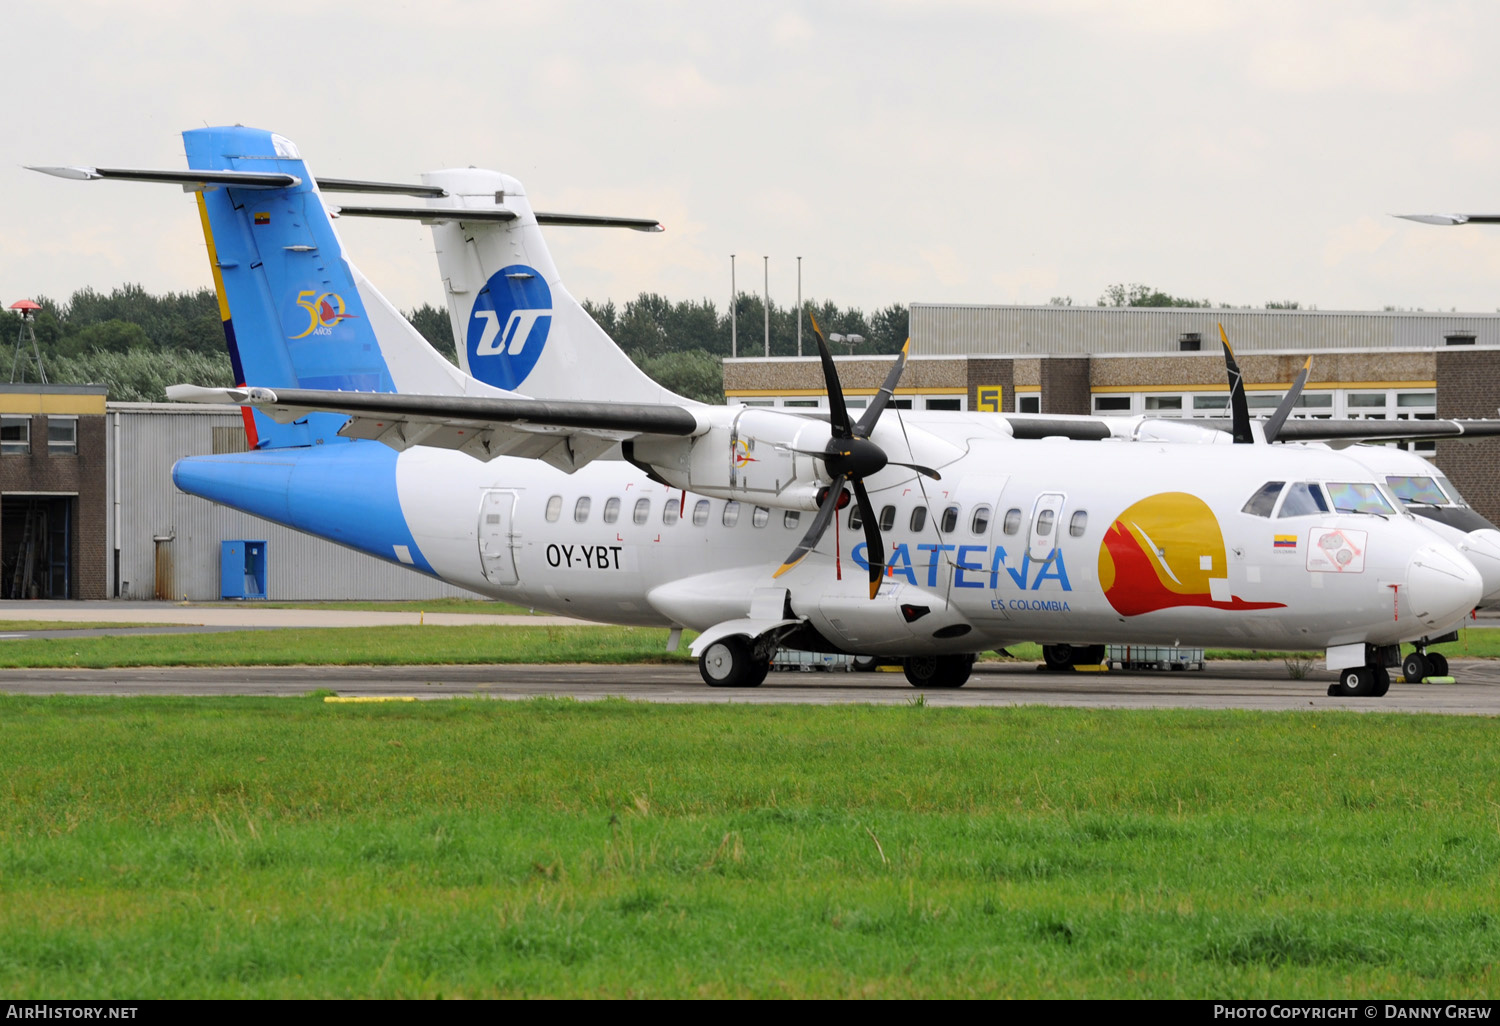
[[383, 422, 1480, 654]]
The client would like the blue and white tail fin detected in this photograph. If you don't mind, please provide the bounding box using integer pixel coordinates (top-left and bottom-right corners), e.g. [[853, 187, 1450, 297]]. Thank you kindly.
[[418, 168, 692, 405], [183, 127, 513, 448]]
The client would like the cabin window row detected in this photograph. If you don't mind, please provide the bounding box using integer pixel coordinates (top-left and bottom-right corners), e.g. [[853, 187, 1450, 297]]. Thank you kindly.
[[544, 494, 803, 530], [543, 494, 1090, 539]]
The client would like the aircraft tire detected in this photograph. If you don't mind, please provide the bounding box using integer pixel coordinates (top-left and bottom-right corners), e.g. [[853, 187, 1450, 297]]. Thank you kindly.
[[699, 636, 766, 688], [852, 655, 880, 672], [1372, 664, 1391, 697], [1041, 645, 1075, 672], [1402, 652, 1431, 684], [903, 654, 973, 688], [1331, 665, 1377, 698], [1429, 652, 1449, 677], [1076, 644, 1107, 666]]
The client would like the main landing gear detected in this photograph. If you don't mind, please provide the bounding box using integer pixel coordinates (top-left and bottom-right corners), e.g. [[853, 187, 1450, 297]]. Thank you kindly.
[[698, 635, 770, 688], [1041, 644, 1106, 671], [902, 654, 975, 688]]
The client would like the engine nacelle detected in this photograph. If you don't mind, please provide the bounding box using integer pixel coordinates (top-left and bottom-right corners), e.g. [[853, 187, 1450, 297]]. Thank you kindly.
[[633, 406, 834, 511]]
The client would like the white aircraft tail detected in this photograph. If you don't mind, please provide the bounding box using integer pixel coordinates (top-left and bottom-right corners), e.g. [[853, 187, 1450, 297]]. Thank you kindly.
[[419, 168, 691, 405]]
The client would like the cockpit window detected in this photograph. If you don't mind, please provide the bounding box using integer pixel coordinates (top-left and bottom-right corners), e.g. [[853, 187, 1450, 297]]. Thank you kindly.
[[1385, 475, 1448, 506], [1242, 481, 1284, 517], [1276, 482, 1329, 518], [1325, 482, 1395, 515], [1436, 476, 1470, 508]]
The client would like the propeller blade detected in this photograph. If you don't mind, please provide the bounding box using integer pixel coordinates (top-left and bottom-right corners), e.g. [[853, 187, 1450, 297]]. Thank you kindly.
[[809, 314, 851, 439], [888, 460, 942, 481], [1219, 323, 1254, 444], [772, 476, 848, 579], [1263, 356, 1313, 444], [852, 478, 885, 599], [853, 338, 910, 439]]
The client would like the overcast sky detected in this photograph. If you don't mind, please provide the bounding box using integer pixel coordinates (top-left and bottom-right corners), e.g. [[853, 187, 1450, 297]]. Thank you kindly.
[[5, 0, 1500, 320]]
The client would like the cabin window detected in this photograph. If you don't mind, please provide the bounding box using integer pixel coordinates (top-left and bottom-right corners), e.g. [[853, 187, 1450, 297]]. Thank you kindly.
[[663, 498, 680, 525], [1436, 476, 1469, 507], [1036, 509, 1055, 537], [752, 506, 769, 528], [693, 499, 710, 526], [545, 495, 563, 523], [722, 501, 740, 527], [940, 505, 959, 534], [910, 507, 927, 532], [602, 497, 621, 524], [1069, 510, 1088, 537], [1002, 508, 1022, 535], [1277, 482, 1329, 518], [574, 497, 591, 523], [784, 510, 801, 529], [1242, 481, 1285, 517], [633, 498, 650, 525], [1386, 475, 1446, 505], [879, 505, 896, 532], [848, 503, 863, 530], [970, 505, 991, 535], [1325, 482, 1395, 515]]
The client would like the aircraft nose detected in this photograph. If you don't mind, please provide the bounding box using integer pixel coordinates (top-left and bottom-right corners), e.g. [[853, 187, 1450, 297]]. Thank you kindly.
[[1406, 543, 1483, 631], [1455, 528, 1500, 607]]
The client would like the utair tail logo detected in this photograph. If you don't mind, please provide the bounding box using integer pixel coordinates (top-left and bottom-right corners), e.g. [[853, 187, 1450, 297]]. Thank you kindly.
[[466, 265, 552, 390]]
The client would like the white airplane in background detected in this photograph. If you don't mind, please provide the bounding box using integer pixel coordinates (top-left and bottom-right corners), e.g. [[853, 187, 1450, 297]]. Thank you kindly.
[[28, 127, 1500, 699]]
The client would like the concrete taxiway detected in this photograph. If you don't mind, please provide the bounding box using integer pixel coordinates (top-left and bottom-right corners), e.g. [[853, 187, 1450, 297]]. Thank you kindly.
[[2, 661, 1498, 714]]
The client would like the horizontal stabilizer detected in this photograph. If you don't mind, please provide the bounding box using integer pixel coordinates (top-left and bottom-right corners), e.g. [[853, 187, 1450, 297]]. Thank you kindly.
[[334, 204, 662, 231], [28, 165, 300, 190], [1396, 213, 1500, 226], [333, 204, 516, 224], [315, 177, 446, 198]]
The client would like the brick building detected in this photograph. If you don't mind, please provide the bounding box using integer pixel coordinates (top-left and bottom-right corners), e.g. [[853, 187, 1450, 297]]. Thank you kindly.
[[0, 384, 108, 599]]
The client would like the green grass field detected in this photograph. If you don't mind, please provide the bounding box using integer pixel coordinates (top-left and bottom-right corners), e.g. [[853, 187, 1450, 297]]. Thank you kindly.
[[195, 598, 540, 615], [0, 624, 694, 669], [1, 697, 1497, 998]]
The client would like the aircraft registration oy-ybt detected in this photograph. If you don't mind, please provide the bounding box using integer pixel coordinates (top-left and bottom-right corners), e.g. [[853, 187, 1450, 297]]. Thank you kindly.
[[30, 128, 1500, 697]]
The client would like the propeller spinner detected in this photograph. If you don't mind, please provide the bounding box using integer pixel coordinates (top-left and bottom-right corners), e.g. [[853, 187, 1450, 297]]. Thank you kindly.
[[773, 316, 939, 598]]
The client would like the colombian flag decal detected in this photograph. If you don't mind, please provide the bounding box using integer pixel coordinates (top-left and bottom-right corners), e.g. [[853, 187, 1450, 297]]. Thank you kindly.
[[1273, 535, 1298, 549], [254, 212, 270, 225]]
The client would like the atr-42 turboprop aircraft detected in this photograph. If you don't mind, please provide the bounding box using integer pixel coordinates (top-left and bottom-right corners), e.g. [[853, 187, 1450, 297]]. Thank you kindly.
[[29, 127, 1500, 697]]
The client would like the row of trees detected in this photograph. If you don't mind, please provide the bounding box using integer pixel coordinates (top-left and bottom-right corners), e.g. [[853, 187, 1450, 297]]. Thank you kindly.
[[1, 285, 915, 404], [1048, 283, 1306, 310], [3, 282, 1304, 403]]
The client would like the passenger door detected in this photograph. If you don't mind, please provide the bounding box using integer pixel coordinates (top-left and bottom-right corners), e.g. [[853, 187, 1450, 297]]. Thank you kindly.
[[478, 489, 520, 585]]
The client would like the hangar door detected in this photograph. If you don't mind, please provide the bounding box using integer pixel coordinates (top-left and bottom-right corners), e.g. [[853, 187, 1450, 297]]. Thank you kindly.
[[2, 494, 73, 599]]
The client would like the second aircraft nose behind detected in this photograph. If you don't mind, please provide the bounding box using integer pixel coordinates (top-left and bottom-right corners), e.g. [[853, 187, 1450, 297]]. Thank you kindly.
[[1406, 542, 1483, 631]]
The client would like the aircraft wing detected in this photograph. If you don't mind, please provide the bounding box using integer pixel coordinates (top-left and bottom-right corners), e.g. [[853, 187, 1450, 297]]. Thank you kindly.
[[1268, 418, 1500, 444], [166, 385, 704, 473], [996, 412, 1500, 446]]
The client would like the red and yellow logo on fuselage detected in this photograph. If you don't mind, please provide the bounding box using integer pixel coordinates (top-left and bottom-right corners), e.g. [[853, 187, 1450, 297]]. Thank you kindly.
[[1099, 492, 1284, 616]]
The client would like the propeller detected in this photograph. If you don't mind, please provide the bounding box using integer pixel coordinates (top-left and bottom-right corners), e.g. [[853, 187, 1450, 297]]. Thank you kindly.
[[773, 315, 940, 598], [1218, 323, 1253, 444], [1218, 323, 1313, 444], [1262, 356, 1312, 443]]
